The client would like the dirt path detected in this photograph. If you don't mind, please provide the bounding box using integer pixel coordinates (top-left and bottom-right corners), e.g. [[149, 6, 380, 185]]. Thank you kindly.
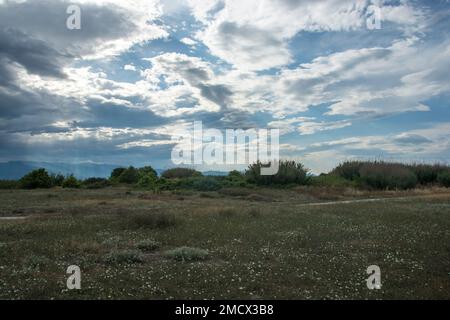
[[297, 193, 450, 207]]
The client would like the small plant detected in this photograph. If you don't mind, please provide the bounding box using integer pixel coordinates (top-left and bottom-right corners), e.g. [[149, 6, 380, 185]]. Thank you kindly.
[[217, 208, 236, 218], [129, 213, 177, 229], [104, 250, 144, 264], [136, 240, 160, 252], [248, 208, 261, 218], [164, 247, 209, 262], [62, 175, 81, 189], [23, 255, 51, 270]]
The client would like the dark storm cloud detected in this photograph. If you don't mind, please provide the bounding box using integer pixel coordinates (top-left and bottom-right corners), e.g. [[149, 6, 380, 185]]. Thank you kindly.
[[0, 28, 71, 79], [77, 100, 170, 129]]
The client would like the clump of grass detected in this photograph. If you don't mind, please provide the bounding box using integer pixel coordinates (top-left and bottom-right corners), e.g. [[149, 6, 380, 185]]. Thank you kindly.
[[129, 213, 177, 229], [248, 208, 261, 218], [217, 208, 236, 218], [136, 240, 160, 252], [164, 247, 209, 262], [104, 250, 144, 264], [23, 255, 51, 270]]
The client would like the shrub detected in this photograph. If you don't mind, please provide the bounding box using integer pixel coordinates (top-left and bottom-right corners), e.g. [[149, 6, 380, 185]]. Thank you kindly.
[[164, 247, 209, 262], [110, 167, 126, 180], [129, 213, 177, 229], [245, 160, 309, 185], [138, 166, 158, 178], [162, 168, 202, 179], [223, 170, 248, 187], [50, 174, 65, 187], [191, 177, 222, 191], [359, 162, 418, 190], [0, 180, 19, 189], [82, 177, 110, 189], [137, 174, 158, 188], [310, 174, 356, 188], [136, 240, 160, 252], [62, 175, 81, 188], [104, 250, 144, 264], [19, 168, 52, 189], [118, 166, 140, 184], [408, 164, 449, 185], [331, 161, 364, 180], [437, 171, 450, 188]]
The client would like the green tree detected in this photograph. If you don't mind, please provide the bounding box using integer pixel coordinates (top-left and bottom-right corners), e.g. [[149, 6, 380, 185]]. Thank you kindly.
[[20, 169, 52, 189]]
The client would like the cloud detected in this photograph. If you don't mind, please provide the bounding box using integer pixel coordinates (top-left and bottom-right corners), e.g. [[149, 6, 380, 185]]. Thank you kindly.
[[0, 0, 167, 60], [189, 0, 425, 70]]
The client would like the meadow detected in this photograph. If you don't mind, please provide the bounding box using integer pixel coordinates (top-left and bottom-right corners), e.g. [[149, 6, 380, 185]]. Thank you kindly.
[[1, 186, 450, 300]]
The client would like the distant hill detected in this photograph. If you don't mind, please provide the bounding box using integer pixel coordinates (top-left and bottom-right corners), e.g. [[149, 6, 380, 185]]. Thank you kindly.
[[0, 161, 119, 180]]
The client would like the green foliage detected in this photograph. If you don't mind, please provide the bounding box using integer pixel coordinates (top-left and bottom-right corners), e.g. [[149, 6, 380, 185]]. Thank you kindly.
[[359, 162, 418, 190], [162, 168, 202, 179], [164, 247, 209, 262], [0, 180, 19, 189], [82, 177, 110, 189], [190, 177, 222, 191], [310, 174, 356, 188], [50, 174, 65, 187], [223, 170, 248, 187], [110, 167, 126, 180], [137, 173, 158, 188], [437, 171, 450, 188], [245, 160, 309, 186], [62, 175, 81, 189], [407, 164, 449, 185], [330, 161, 450, 189], [136, 240, 160, 252], [19, 168, 52, 189], [331, 161, 364, 180], [138, 166, 157, 178], [118, 166, 140, 184]]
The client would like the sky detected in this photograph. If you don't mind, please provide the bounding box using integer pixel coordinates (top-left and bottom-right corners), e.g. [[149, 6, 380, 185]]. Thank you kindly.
[[0, 0, 449, 174]]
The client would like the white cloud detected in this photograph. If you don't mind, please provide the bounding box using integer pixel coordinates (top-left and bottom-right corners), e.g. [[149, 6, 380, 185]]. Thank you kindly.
[[189, 0, 425, 70]]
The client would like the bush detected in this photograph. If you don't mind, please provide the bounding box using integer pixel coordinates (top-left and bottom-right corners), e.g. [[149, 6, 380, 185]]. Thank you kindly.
[[359, 162, 418, 190], [162, 168, 202, 179], [50, 174, 65, 187], [137, 174, 158, 188], [62, 175, 81, 189], [138, 166, 158, 178], [19, 169, 52, 189], [104, 250, 144, 264], [245, 160, 309, 186], [408, 164, 449, 185], [82, 177, 110, 189], [110, 167, 126, 180], [191, 177, 222, 191], [164, 247, 209, 262], [223, 170, 248, 187], [118, 166, 140, 184], [0, 180, 19, 189], [310, 174, 356, 188], [331, 161, 364, 180], [136, 240, 160, 252], [438, 171, 450, 188]]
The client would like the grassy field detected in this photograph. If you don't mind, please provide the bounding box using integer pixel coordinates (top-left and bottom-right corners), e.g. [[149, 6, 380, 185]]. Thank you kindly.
[[0, 187, 450, 299]]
